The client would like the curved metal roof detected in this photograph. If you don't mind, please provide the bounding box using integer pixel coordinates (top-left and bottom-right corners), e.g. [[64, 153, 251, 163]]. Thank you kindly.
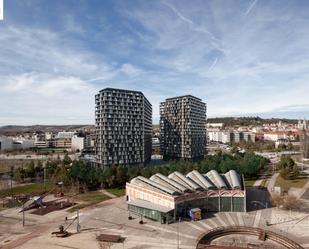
[[227, 170, 242, 189], [150, 175, 182, 193], [137, 176, 179, 195], [129, 169, 244, 196], [155, 173, 189, 193], [187, 170, 215, 190], [205, 170, 227, 189], [169, 171, 202, 191]]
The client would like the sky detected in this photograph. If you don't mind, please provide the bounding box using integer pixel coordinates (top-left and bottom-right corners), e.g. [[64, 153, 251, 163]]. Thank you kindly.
[[0, 0, 309, 125]]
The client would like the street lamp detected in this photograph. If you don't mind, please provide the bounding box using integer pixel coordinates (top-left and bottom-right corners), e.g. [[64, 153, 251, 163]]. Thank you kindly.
[[177, 217, 181, 249]]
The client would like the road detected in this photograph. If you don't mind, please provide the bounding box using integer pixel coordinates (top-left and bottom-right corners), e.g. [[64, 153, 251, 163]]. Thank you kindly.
[[0, 153, 80, 161]]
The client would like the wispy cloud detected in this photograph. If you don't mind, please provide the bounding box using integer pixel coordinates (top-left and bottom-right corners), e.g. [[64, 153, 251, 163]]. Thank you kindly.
[[208, 57, 218, 71], [161, 1, 223, 52], [1, 0, 309, 124], [245, 0, 258, 16]]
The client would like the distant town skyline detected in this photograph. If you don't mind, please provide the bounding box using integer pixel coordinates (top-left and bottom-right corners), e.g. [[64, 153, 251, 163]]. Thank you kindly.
[[1, 0, 309, 126]]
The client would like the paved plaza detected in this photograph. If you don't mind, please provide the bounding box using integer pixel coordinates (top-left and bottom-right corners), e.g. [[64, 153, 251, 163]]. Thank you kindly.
[[1, 196, 309, 249]]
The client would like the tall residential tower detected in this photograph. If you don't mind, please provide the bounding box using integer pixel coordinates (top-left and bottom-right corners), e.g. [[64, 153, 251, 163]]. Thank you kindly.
[[160, 95, 207, 160], [95, 88, 152, 167]]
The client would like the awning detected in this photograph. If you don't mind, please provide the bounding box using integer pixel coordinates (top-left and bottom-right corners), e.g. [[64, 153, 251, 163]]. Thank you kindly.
[[127, 199, 174, 213]]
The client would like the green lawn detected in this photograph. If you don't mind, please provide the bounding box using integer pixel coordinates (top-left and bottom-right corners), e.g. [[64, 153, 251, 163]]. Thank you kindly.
[[275, 175, 308, 193], [0, 182, 53, 198], [67, 191, 110, 213], [244, 179, 257, 187], [105, 188, 125, 197]]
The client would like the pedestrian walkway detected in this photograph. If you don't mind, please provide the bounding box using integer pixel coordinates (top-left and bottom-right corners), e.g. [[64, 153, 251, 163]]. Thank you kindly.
[[253, 179, 263, 187], [99, 189, 117, 198], [253, 210, 262, 227], [267, 173, 279, 194]]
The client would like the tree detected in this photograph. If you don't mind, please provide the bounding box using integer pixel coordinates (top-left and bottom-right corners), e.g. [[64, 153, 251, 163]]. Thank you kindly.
[[26, 161, 36, 178], [116, 166, 128, 186], [277, 156, 299, 180], [63, 154, 72, 165]]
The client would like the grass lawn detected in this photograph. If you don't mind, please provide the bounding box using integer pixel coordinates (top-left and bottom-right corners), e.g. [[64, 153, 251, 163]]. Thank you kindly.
[[275, 175, 308, 193], [67, 191, 110, 213], [244, 179, 257, 187], [0, 182, 53, 198], [105, 188, 125, 197]]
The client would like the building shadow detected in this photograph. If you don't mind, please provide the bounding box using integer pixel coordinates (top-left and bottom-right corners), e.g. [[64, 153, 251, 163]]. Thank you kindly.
[[246, 186, 272, 212]]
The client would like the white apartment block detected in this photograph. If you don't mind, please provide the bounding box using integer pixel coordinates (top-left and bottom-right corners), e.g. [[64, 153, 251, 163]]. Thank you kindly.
[[263, 132, 287, 141], [71, 135, 84, 151], [0, 136, 13, 151], [208, 131, 255, 144], [57, 131, 76, 139], [0, 136, 34, 151]]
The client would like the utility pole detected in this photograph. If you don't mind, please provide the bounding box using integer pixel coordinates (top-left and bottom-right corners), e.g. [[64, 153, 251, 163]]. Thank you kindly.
[[22, 203, 25, 227], [43, 166, 46, 192], [77, 209, 80, 233], [10, 166, 14, 197], [177, 217, 181, 249]]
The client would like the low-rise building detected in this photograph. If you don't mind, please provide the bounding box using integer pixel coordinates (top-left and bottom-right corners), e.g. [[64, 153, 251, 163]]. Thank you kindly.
[[13, 139, 34, 150], [126, 169, 246, 224], [57, 131, 76, 139], [208, 131, 255, 144], [71, 135, 84, 151], [0, 136, 13, 151], [263, 132, 287, 141], [53, 138, 72, 149]]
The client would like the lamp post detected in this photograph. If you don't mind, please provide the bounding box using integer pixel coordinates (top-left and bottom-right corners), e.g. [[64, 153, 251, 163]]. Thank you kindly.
[[10, 166, 14, 197], [177, 217, 181, 249]]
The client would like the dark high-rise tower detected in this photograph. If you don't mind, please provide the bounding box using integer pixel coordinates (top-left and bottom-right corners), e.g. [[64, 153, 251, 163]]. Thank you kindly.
[[95, 88, 152, 167], [160, 95, 207, 160]]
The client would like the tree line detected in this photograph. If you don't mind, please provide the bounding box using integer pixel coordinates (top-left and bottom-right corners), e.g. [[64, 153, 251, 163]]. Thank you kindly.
[[10, 152, 268, 190], [69, 151, 269, 189]]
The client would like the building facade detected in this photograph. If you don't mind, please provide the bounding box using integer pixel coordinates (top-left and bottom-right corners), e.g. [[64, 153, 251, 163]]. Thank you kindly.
[[126, 169, 246, 224], [71, 135, 85, 151], [300, 130, 309, 159], [208, 130, 255, 144], [160, 95, 207, 160], [95, 88, 152, 167]]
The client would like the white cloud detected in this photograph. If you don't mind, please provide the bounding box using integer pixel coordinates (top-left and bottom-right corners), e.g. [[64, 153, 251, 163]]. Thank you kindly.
[[119, 63, 143, 77], [1, 1, 309, 124]]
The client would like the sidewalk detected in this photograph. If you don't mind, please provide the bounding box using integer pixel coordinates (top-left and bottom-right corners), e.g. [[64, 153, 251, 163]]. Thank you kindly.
[[289, 178, 309, 199], [267, 173, 279, 194], [253, 179, 263, 187], [99, 189, 117, 198]]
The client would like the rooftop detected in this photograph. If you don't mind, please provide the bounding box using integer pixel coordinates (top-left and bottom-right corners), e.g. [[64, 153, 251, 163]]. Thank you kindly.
[[129, 169, 244, 197], [165, 95, 203, 102], [98, 87, 144, 95]]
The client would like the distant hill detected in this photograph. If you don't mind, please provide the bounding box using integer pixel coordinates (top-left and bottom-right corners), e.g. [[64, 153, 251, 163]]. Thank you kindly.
[[207, 116, 298, 126], [0, 117, 300, 136], [0, 125, 94, 136]]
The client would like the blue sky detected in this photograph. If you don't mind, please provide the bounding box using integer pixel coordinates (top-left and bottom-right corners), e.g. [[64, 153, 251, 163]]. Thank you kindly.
[[1, 0, 309, 125]]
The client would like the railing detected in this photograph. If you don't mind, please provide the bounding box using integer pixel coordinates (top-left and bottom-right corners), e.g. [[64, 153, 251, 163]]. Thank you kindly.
[[196, 226, 304, 249]]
